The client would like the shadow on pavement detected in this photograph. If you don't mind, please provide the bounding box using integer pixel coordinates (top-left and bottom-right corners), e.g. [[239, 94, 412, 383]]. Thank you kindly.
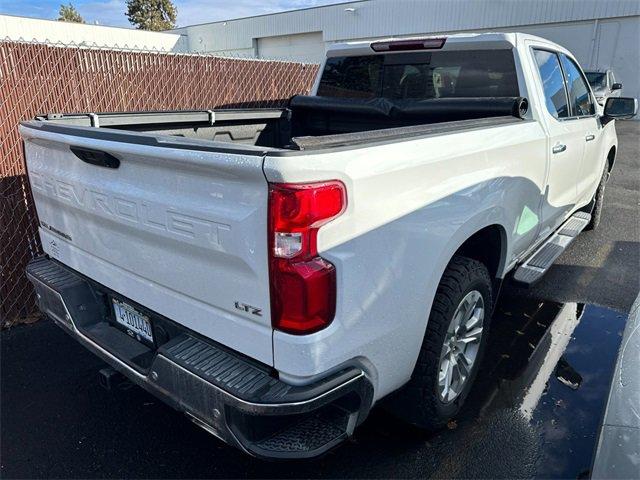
[[507, 240, 640, 312]]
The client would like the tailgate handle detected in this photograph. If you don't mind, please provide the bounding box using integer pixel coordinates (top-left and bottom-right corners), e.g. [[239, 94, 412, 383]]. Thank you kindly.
[[70, 147, 120, 169]]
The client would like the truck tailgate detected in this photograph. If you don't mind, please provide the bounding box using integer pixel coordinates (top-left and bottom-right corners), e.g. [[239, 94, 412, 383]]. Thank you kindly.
[[20, 123, 273, 365]]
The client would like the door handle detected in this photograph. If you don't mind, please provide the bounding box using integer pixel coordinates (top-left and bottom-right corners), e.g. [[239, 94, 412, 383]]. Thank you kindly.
[[552, 143, 567, 154], [585, 134, 595, 142]]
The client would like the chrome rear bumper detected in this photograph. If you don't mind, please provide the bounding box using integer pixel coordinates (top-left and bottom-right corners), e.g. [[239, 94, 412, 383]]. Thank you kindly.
[[27, 256, 373, 459]]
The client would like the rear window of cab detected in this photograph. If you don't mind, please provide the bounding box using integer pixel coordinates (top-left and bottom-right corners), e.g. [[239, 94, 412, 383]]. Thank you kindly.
[[317, 49, 519, 100]]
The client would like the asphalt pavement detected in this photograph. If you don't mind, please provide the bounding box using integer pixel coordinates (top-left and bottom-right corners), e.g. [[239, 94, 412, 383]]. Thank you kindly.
[[1, 122, 638, 479]]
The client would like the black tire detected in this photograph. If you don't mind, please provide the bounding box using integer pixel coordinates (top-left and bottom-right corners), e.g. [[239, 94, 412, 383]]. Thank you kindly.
[[584, 167, 608, 231], [389, 255, 493, 430]]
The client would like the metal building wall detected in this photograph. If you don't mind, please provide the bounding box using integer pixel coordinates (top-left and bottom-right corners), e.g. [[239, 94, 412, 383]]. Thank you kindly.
[[172, 0, 639, 55]]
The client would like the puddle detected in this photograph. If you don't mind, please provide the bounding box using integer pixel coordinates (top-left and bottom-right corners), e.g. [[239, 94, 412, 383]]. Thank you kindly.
[[417, 294, 629, 479]]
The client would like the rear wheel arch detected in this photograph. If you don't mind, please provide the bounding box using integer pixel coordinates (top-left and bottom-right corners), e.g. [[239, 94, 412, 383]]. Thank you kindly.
[[454, 224, 508, 282]]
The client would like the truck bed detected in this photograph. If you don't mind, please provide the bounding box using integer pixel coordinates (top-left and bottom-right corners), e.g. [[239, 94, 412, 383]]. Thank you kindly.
[[27, 95, 527, 154]]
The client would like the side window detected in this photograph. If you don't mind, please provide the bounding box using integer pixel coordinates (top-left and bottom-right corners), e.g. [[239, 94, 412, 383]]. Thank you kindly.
[[560, 54, 595, 117], [608, 71, 615, 86], [533, 49, 569, 119]]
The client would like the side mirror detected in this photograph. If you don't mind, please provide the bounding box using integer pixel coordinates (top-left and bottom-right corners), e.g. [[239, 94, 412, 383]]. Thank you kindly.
[[611, 82, 623, 91], [603, 97, 637, 123]]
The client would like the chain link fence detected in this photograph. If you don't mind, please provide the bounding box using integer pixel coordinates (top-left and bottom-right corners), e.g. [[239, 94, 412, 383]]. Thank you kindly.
[[0, 39, 319, 327]]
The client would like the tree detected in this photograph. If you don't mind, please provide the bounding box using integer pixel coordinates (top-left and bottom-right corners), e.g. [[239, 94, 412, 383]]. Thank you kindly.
[[126, 0, 177, 31], [58, 3, 84, 23]]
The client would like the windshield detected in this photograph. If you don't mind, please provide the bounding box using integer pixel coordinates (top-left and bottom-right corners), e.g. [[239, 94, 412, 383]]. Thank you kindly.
[[317, 49, 519, 100], [585, 72, 607, 90]]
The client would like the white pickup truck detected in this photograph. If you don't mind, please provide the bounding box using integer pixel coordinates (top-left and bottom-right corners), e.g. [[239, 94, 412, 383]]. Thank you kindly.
[[22, 33, 636, 459]]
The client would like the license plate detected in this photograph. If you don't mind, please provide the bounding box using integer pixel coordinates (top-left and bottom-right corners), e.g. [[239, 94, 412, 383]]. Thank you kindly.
[[112, 299, 154, 344]]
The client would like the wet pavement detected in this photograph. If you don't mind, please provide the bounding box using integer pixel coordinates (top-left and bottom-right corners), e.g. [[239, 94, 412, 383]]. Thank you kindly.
[[0, 292, 627, 478]]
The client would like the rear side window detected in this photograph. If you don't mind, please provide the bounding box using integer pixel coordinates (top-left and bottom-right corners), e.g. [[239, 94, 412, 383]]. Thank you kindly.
[[533, 49, 569, 119], [317, 49, 519, 100], [560, 54, 595, 117]]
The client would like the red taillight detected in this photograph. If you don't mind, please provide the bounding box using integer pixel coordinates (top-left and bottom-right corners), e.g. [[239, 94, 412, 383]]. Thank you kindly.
[[371, 37, 446, 52], [268, 181, 346, 334]]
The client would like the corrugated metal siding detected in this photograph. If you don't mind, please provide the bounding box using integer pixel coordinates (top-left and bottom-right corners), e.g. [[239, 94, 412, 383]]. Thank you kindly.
[[322, 0, 640, 41], [173, 0, 640, 52]]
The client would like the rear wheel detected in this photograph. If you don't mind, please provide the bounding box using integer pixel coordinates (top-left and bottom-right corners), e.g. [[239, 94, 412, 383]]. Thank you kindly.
[[391, 255, 493, 430], [438, 289, 485, 403]]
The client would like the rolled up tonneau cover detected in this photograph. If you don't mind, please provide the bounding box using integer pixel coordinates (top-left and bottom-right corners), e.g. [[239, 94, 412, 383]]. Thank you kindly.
[[289, 95, 529, 120]]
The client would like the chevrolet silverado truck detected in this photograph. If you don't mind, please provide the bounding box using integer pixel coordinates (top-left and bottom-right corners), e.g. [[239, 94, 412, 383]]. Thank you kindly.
[[21, 33, 637, 459]]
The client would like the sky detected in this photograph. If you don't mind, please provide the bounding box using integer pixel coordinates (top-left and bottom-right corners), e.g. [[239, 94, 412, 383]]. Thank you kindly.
[[0, 0, 346, 29]]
